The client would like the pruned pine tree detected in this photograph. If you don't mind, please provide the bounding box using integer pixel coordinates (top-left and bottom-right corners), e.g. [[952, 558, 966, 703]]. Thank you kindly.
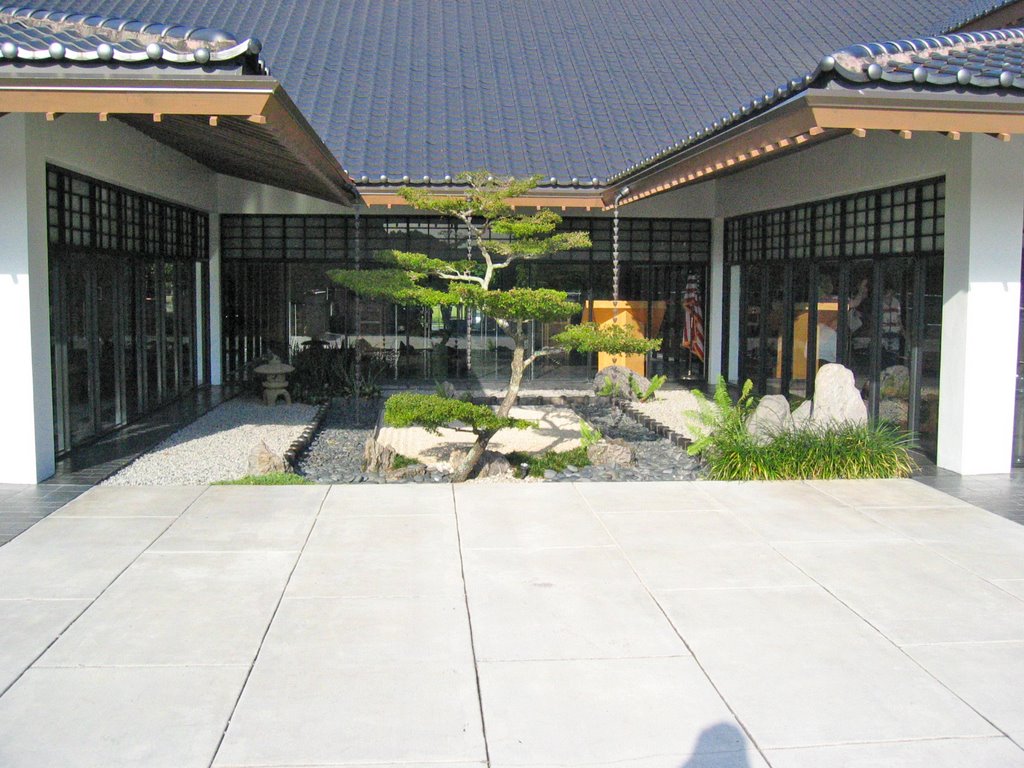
[[329, 172, 659, 481]]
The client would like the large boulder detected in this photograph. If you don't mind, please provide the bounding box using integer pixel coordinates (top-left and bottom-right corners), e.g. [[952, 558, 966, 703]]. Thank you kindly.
[[363, 437, 397, 474], [593, 365, 650, 400], [747, 394, 793, 444], [791, 400, 814, 430], [587, 437, 635, 467], [811, 364, 867, 427], [878, 398, 909, 428], [474, 450, 513, 479], [247, 440, 288, 475]]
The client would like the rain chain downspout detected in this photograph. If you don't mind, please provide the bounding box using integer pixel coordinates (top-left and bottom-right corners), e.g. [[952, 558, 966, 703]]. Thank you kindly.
[[612, 186, 630, 323]]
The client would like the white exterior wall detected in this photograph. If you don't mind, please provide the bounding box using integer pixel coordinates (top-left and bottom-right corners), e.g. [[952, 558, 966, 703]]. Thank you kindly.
[[939, 136, 1024, 474], [0, 115, 54, 482]]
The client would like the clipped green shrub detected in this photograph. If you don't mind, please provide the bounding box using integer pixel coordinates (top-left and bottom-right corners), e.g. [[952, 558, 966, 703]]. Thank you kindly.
[[552, 322, 662, 355], [685, 377, 917, 480], [384, 393, 535, 434], [507, 445, 591, 478], [216, 472, 313, 485]]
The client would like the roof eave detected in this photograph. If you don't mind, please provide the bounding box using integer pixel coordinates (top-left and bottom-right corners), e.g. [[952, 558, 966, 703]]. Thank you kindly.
[[0, 72, 360, 205], [609, 85, 1024, 208]]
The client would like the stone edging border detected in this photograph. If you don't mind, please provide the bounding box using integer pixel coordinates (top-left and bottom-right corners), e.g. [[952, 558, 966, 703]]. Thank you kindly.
[[615, 399, 692, 449], [284, 400, 331, 468]]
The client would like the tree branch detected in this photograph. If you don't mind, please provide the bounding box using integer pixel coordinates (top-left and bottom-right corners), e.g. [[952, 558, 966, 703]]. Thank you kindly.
[[524, 345, 563, 369]]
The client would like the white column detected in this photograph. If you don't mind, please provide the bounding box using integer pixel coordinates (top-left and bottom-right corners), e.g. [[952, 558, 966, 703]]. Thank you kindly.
[[208, 212, 223, 386], [728, 265, 741, 383], [0, 115, 55, 483], [707, 217, 725, 382], [938, 134, 1024, 474]]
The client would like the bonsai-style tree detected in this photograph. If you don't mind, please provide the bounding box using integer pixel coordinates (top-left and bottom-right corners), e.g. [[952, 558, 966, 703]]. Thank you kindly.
[[329, 172, 659, 481]]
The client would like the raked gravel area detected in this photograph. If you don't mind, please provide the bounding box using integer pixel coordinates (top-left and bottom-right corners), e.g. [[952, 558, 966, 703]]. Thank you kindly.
[[632, 388, 704, 440], [103, 398, 317, 485]]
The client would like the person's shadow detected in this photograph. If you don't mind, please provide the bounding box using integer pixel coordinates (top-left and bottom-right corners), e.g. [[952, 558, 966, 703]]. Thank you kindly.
[[679, 723, 754, 767]]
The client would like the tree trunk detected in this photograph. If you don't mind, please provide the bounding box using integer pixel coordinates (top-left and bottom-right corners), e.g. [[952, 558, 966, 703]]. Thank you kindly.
[[451, 430, 493, 483], [451, 333, 527, 482], [498, 337, 526, 417]]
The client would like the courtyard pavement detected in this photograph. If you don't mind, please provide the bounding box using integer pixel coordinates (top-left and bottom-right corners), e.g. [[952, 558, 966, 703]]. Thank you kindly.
[[1, 480, 1024, 767]]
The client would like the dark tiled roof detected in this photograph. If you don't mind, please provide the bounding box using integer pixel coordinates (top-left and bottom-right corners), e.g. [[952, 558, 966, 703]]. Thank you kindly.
[[7, 1, 1022, 187], [611, 27, 1024, 184], [0, 6, 263, 70]]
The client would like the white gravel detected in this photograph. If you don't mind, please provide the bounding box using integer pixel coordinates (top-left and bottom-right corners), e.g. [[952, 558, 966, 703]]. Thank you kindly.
[[103, 398, 318, 486], [632, 388, 705, 440]]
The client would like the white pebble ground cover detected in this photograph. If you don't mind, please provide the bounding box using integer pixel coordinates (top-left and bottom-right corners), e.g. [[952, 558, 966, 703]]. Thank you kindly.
[[103, 398, 318, 485], [632, 388, 704, 440]]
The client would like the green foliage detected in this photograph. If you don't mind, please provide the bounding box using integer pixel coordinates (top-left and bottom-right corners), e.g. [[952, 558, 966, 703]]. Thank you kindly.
[[326, 267, 455, 307], [391, 454, 421, 470], [597, 377, 623, 397], [399, 171, 543, 220], [692, 422, 917, 481], [507, 445, 591, 478], [289, 346, 386, 402], [454, 285, 581, 322], [684, 377, 916, 480], [384, 393, 535, 435], [632, 373, 667, 402], [552, 323, 662, 355], [685, 377, 756, 457], [579, 419, 603, 448], [215, 472, 313, 486]]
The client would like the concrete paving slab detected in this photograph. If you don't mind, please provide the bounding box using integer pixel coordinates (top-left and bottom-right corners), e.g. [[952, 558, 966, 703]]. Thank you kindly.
[[150, 491, 321, 552], [0, 665, 248, 768], [775, 540, 1024, 644], [997, 579, 1024, 600], [658, 586, 997, 749], [270, 594, 474, 663], [215, 660, 485, 766], [701, 480, 850, 511], [765, 737, 1024, 767], [726, 503, 900, 543], [599, 510, 810, 590], [463, 546, 686, 660], [37, 551, 296, 667], [0, 598, 89, 692], [575, 480, 723, 512], [0, 516, 174, 598], [478, 656, 767, 768], [288, 513, 464, 597], [456, 485, 611, 550], [51, 485, 205, 517], [322, 482, 454, 516], [808, 478, 972, 508], [906, 641, 1024, 746]]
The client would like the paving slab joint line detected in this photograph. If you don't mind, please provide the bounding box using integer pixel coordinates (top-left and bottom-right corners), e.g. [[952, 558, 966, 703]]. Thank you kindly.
[[452, 483, 493, 768], [0, 488, 203, 699], [571, 482, 774, 767], [761, 537, 1024, 752], [206, 486, 331, 768]]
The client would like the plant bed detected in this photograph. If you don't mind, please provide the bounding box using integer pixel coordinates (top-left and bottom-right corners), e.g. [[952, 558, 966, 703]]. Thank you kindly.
[[297, 396, 700, 483]]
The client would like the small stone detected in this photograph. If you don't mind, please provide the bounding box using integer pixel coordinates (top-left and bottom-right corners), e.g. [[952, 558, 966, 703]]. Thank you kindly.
[[247, 440, 287, 476], [543, 469, 558, 479]]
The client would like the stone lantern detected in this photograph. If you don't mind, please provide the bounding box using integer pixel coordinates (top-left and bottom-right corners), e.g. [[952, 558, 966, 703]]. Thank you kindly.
[[254, 354, 295, 406]]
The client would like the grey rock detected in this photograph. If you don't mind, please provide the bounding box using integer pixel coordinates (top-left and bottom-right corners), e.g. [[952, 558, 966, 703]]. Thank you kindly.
[[440, 381, 457, 398], [387, 463, 427, 482], [474, 450, 513, 479], [747, 394, 792, 444], [812, 364, 867, 427], [593, 365, 651, 401], [363, 437, 397, 474], [587, 438, 635, 467], [543, 469, 558, 479], [247, 440, 287, 476], [878, 398, 909, 428]]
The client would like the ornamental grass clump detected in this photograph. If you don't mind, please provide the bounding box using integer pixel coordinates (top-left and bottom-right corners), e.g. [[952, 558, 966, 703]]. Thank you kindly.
[[686, 377, 916, 480]]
